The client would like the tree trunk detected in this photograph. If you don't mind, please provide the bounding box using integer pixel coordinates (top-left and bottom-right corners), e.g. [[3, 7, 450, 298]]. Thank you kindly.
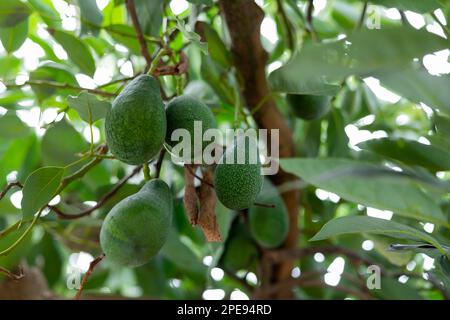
[[219, 0, 300, 299]]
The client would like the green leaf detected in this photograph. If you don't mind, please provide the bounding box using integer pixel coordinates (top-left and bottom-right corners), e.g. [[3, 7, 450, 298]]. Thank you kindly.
[[67, 91, 111, 124], [50, 29, 96, 76], [0, 56, 21, 79], [134, 0, 163, 37], [29, 61, 78, 101], [358, 137, 450, 172], [271, 26, 449, 83], [0, 19, 28, 53], [0, 0, 31, 28], [280, 158, 447, 225], [41, 119, 88, 174], [28, 0, 61, 28], [377, 69, 450, 116], [21, 166, 64, 219], [327, 108, 349, 157], [0, 113, 30, 139], [359, 0, 444, 13], [76, 0, 103, 36], [197, 21, 232, 69], [105, 24, 142, 54], [269, 74, 341, 95], [310, 216, 448, 257], [433, 113, 450, 138], [177, 19, 208, 54]]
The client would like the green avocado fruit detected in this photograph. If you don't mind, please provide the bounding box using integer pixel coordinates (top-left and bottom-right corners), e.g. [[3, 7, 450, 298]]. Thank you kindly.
[[287, 94, 331, 120], [105, 75, 166, 165], [214, 136, 263, 210], [249, 180, 289, 249], [165, 95, 217, 162], [100, 179, 173, 267], [220, 221, 258, 272]]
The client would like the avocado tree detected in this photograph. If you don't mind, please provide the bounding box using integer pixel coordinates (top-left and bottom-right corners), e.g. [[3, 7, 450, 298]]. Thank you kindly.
[[0, 0, 449, 300]]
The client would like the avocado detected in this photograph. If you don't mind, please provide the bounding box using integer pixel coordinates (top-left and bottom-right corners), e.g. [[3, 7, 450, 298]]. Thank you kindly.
[[287, 94, 331, 120], [214, 136, 263, 210], [105, 75, 166, 165], [249, 180, 289, 249], [100, 179, 173, 267], [165, 95, 216, 162], [220, 221, 258, 272]]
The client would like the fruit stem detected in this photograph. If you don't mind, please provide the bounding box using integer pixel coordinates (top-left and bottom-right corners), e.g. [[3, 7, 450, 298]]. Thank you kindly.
[[148, 49, 167, 75], [143, 162, 151, 181]]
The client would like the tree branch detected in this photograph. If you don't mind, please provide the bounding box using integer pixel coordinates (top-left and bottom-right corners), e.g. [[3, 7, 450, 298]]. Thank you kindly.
[[50, 165, 142, 220], [0, 181, 23, 201], [125, 0, 153, 70], [219, 0, 299, 299], [0, 265, 24, 281], [5, 80, 116, 98], [75, 253, 105, 300]]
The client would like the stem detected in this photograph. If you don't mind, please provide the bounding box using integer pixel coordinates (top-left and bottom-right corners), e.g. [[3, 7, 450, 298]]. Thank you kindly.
[[0, 182, 23, 201], [5, 80, 116, 98], [148, 49, 167, 75], [75, 253, 105, 300], [306, 0, 318, 42], [356, 1, 368, 30], [125, 0, 153, 70], [143, 162, 151, 181]]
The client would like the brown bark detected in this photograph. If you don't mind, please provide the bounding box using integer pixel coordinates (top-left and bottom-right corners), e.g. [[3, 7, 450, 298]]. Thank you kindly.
[[219, 0, 300, 299]]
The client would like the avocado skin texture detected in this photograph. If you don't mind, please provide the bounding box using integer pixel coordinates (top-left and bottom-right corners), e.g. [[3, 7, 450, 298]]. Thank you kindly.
[[214, 138, 263, 210], [165, 95, 216, 161], [287, 94, 331, 120], [100, 179, 173, 267], [105, 75, 166, 165], [249, 180, 289, 249]]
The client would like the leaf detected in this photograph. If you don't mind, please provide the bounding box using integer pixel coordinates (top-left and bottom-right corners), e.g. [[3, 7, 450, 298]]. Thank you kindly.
[[358, 137, 450, 172], [269, 74, 341, 95], [310, 216, 448, 257], [0, 56, 21, 80], [357, 0, 444, 13], [0, 19, 28, 53], [29, 62, 78, 101], [50, 29, 96, 76], [67, 91, 111, 124], [0, 0, 31, 28], [187, 0, 213, 5], [41, 119, 88, 174], [177, 19, 208, 54], [105, 24, 141, 54], [183, 165, 199, 225], [433, 113, 450, 138], [280, 158, 447, 225], [327, 108, 349, 157], [76, 0, 103, 36], [0, 113, 30, 139], [271, 26, 449, 83], [196, 21, 232, 69], [134, 0, 163, 37], [377, 69, 450, 116], [21, 166, 64, 219], [28, 0, 61, 28]]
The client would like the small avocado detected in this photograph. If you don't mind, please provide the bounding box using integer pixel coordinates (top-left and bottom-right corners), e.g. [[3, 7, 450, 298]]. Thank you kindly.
[[249, 180, 289, 249], [214, 136, 263, 210], [105, 75, 166, 165], [165, 95, 217, 162], [100, 179, 173, 267], [287, 94, 331, 120]]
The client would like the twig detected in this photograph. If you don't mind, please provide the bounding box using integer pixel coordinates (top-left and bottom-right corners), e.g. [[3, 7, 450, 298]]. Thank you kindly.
[[356, 1, 368, 30], [154, 149, 166, 179], [185, 165, 214, 188], [50, 166, 143, 220], [0, 182, 23, 201], [253, 202, 276, 208], [75, 253, 105, 300], [277, 0, 294, 49], [5, 80, 116, 98], [306, 0, 318, 42], [125, 0, 152, 70], [431, 12, 450, 38], [0, 265, 24, 281]]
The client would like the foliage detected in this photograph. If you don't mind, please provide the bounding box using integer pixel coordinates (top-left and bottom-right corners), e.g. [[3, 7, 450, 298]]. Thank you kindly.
[[0, 0, 449, 300]]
